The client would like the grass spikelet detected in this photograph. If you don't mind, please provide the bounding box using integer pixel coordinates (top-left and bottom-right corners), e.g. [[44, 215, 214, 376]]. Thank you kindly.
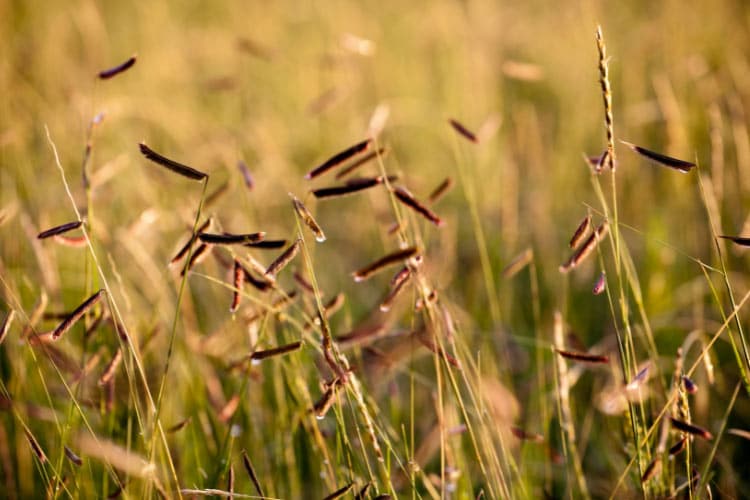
[[559, 221, 608, 272], [393, 186, 444, 226], [502, 248, 533, 279], [448, 118, 478, 143], [669, 437, 687, 456], [0, 309, 15, 345], [354, 483, 372, 500], [313, 378, 341, 418], [226, 464, 234, 499], [180, 243, 211, 276], [555, 349, 609, 364], [305, 139, 372, 179], [240, 263, 273, 291], [53, 234, 87, 248], [37, 220, 82, 239], [323, 292, 345, 317], [640, 457, 661, 483], [237, 160, 254, 189], [428, 177, 454, 204], [98, 348, 123, 386], [625, 362, 650, 391], [64, 446, 83, 466], [312, 176, 391, 199], [670, 417, 713, 440], [681, 375, 698, 394], [352, 246, 419, 282], [592, 271, 606, 295], [24, 428, 47, 463], [718, 235, 750, 246], [98, 54, 137, 79], [569, 215, 591, 248], [620, 140, 696, 173], [264, 239, 301, 277], [596, 26, 615, 170], [510, 426, 545, 443], [249, 341, 302, 361], [77, 434, 155, 478], [323, 482, 354, 500], [335, 148, 387, 179], [138, 142, 208, 181], [290, 193, 326, 241], [390, 266, 411, 288], [218, 395, 240, 423], [170, 217, 212, 265], [244, 239, 287, 249], [166, 418, 191, 434], [379, 270, 411, 311], [198, 232, 266, 245], [52, 289, 105, 340], [728, 428, 750, 441], [241, 450, 265, 498], [230, 259, 244, 312]]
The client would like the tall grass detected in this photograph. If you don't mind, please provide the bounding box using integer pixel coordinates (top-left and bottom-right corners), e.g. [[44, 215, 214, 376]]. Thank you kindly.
[[2, 1, 750, 498]]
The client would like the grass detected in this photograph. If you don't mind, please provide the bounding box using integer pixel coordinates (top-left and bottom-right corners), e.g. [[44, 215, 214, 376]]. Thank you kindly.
[[2, 0, 750, 498]]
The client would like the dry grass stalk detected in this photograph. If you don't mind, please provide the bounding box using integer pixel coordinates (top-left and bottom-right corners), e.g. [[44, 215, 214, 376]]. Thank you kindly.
[[335, 148, 387, 179], [98, 55, 137, 79], [265, 239, 301, 277], [448, 119, 478, 143], [230, 260, 244, 312], [52, 289, 105, 340], [37, 220, 82, 239], [290, 193, 325, 241], [138, 142, 208, 181], [393, 186, 443, 226], [596, 26, 615, 171], [502, 248, 533, 279], [241, 450, 265, 497], [237, 160, 254, 190], [249, 341, 302, 361], [620, 140, 696, 173], [0, 309, 15, 345], [170, 217, 212, 265], [98, 348, 123, 386], [352, 246, 418, 282], [323, 482, 354, 500], [198, 232, 265, 245], [569, 215, 591, 248], [305, 139, 372, 179], [559, 221, 608, 272], [428, 177, 454, 204], [76, 434, 155, 478]]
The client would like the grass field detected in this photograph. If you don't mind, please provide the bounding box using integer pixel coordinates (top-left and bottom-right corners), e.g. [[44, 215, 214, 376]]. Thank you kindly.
[[2, 1, 750, 498]]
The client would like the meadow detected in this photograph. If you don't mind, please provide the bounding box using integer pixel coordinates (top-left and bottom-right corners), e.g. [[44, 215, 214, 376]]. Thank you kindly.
[[2, 0, 750, 498]]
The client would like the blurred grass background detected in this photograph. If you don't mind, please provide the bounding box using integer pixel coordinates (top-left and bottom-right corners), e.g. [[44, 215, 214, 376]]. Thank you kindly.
[[2, 0, 750, 498]]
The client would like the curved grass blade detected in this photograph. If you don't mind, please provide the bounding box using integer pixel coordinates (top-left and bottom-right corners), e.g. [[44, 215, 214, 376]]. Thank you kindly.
[[139, 142, 208, 181]]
